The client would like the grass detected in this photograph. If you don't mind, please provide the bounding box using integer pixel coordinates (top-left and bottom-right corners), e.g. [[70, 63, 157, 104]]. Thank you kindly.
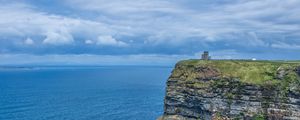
[[177, 59, 300, 85], [252, 114, 266, 120]]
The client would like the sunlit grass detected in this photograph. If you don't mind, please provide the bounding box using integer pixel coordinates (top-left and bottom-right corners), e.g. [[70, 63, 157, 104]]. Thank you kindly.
[[177, 59, 300, 85]]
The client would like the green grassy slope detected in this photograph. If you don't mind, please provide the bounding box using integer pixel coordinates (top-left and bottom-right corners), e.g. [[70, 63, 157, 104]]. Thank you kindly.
[[176, 59, 300, 85]]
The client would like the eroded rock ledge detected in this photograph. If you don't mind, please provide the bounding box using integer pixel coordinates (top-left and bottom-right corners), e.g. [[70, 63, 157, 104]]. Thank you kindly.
[[160, 60, 300, 120]]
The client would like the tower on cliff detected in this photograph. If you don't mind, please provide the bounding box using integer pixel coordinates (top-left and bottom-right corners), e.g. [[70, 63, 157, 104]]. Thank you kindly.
[[201, 51, 211, 60]]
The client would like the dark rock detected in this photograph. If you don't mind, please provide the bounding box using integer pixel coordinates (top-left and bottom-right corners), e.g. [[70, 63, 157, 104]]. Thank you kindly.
[[194, 66, 220, 81], [296, 66, 300, 76]]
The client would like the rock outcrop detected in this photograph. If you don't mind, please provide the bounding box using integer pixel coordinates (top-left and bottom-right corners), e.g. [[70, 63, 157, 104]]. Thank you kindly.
[[160, 60, 300, 120]]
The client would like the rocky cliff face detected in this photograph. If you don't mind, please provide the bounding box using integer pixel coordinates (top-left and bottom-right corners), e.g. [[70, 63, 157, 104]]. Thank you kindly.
[[159, 60, 300, 120]]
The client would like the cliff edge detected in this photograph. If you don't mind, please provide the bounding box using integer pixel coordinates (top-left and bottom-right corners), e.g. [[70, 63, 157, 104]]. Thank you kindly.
[[159, 60, 300, 120]]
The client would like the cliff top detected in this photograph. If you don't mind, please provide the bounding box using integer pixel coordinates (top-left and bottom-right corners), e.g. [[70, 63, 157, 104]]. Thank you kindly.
[[162, 60, 300, 119], [173, 59, 300, 86]]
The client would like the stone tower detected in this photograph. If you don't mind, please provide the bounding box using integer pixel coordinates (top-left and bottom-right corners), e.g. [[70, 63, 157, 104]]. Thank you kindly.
[[201, 51, 210, 60]]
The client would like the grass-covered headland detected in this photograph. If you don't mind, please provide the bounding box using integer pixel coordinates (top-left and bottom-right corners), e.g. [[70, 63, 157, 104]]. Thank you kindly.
[[176, 59, 300, 85], [171, 59, 300, 100], [162, 60, 300, 120]]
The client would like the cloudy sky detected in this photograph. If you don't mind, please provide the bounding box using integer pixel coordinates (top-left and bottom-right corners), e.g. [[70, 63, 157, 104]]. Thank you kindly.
[[0, 0, 299, 65]]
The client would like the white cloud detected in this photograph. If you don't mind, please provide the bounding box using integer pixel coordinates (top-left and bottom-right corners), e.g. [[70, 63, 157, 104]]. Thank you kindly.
[[96, 35, 128, 47], [0, 3, 114, 45], [271, 42, 300, 50], [0, 0, 300, 54], [43, 29, 74, 45], [63, 0, 300, 46], [247, 32, 266, 46], [85, 40, 94, 44], [24, 37, 34, 45]]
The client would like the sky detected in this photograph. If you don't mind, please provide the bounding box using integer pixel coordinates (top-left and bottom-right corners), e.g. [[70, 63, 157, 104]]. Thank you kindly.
[[0, 0, 299, 65]]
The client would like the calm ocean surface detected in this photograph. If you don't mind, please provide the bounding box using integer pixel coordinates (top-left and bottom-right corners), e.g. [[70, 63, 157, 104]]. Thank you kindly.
[[0, 66, 172, 120]]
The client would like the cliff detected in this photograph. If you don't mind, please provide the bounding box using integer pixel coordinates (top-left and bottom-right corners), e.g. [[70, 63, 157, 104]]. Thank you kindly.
[[159, 60, 300, 120]]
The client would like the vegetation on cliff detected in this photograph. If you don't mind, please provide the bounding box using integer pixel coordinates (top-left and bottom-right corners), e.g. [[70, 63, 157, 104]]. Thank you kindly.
[[162, 59, 300, 119], [172, 60, 300, 101], [174, 59, 300, 85]]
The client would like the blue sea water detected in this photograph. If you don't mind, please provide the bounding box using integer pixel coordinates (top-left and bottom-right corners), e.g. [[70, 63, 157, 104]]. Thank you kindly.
[[0, 66, 172, 120]]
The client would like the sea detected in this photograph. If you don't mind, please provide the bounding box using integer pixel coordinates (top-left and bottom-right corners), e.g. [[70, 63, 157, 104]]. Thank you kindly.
[[0, 66, 173, 120]]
